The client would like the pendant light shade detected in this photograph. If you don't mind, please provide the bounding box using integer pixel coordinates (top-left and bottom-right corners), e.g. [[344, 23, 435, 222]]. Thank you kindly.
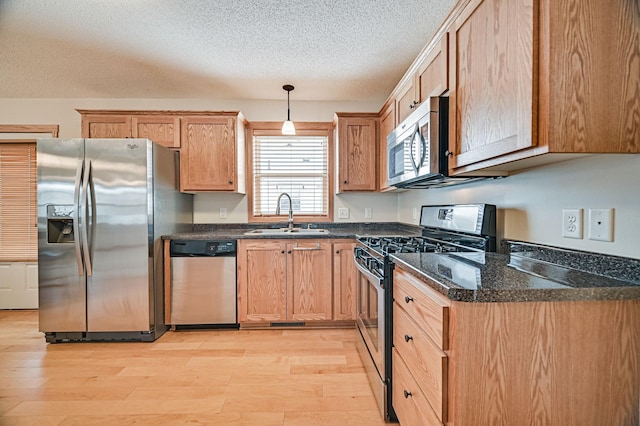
[[282, 84, 296, 135]]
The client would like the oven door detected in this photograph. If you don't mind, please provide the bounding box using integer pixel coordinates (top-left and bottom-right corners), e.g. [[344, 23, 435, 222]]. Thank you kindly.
[[354, 257, 385, 378]]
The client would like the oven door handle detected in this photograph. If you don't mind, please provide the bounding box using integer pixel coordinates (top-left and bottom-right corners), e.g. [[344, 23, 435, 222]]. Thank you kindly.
[[354, 258, 385, 289]]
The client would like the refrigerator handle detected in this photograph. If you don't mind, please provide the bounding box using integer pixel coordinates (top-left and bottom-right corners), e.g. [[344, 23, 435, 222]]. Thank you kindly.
[[73, 159, 84, 276], [81, 159, 93, 277]]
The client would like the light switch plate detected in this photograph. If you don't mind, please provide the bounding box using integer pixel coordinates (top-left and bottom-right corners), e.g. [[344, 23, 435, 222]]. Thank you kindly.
[[338, 208, 349, 219], [219, 207, 227, 219]]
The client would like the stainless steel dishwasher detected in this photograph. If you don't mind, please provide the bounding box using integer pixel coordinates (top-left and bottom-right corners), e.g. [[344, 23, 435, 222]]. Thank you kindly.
[[169, 240, 238, 327]]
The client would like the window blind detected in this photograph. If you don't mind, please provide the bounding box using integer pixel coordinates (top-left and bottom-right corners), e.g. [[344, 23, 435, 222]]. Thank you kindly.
[[0, 143, 37, 262], [253, 135, 328, 216]]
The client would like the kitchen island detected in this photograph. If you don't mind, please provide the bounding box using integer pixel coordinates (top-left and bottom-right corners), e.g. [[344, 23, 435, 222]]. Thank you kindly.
[[390, 241, 640, 426]]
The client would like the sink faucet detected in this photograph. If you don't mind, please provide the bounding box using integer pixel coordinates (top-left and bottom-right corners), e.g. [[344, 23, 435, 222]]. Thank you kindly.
[[275, 192, 294, 231]]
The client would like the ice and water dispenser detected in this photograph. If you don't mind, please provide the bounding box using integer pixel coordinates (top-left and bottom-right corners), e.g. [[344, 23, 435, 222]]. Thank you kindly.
[[46, 205, 75, 243]]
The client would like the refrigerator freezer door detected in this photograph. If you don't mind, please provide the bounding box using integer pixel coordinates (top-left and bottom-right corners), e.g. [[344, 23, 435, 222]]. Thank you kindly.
[[37, 139, 87, 332], [85, 139, 152, 332]]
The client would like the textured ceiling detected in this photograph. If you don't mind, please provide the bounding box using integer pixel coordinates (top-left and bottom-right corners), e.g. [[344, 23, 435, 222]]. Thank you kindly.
[[0, 0, 455, 103]]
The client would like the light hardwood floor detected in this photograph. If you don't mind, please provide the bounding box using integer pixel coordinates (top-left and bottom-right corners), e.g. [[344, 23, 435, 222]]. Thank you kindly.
[[0, 310, 390, 426]]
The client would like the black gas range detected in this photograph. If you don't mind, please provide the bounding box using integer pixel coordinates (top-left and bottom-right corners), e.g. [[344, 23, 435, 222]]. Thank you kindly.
[[353, 204, 496, 422]]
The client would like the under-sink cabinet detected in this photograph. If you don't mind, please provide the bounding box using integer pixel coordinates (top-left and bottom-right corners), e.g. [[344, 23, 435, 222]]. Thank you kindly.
[[392, 264, 640, 426], [237, 239, 357, 326]]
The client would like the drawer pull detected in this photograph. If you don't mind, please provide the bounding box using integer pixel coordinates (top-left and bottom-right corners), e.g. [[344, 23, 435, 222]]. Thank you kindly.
[[404, 296, 414, 303], [404, 334, 413, 342], [404, 390, 412, 398]]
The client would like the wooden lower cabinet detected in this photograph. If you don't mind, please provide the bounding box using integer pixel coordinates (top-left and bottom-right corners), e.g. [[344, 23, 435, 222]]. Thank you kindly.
[[238, 239, 335, 324], [332, 241, 357, 320], [393, 268, 449, 426], [393, 266, 640, 425], [392, 349, 443, 426]]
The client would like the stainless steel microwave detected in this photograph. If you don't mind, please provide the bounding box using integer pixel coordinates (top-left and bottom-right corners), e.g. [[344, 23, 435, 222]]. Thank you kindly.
[[386, 97, 449, 188]]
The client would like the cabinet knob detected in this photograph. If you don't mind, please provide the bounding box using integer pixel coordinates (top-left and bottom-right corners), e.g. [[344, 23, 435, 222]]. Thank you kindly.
[[343, 180, 348, 184], [404, 296, 414, 303], [445, 150, 453, 157], [281, 250, 285, 254], [228, 180, 233, 184], [287, 250, 292, 254], [404, 390, 412, 399], [336, 250, 340, 254], [404, 334, 413, 342]]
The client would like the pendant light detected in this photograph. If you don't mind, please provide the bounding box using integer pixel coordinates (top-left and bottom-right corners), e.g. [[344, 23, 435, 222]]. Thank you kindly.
[[281, 84, 296, 135]]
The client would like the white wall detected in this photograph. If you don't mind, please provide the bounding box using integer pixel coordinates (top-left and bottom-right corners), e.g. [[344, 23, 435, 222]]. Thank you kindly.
[[0, 97, 398, 224], [3, 98, 639, 258], [398, 154, 640, 259]]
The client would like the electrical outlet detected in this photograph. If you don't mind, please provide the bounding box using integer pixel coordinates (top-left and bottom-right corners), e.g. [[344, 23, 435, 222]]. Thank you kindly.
[[562, 209, 583, 239], [338, 208, 349, 219], [588, 208, 614, 242], [413, 207, 419, 220], [364, 208, 372, 219], [219, 207, 227, 219]]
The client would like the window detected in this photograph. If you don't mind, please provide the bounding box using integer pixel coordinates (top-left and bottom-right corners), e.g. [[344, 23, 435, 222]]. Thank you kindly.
[[248, 122, 334, 222], [0, 143, 38, 261], [0, 125, 58, 262]]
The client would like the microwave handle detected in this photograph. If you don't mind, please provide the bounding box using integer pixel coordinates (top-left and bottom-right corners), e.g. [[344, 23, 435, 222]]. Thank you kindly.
[[410, 124, 426, 174]]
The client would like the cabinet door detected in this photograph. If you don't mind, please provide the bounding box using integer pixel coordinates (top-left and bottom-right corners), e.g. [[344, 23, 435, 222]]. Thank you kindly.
[[132, 116, 180, 149], [237, 240, 287, 322], [332, 241, 357, 320], [337, 116, 377, 192], [448, 0, 536, 171], [417, 33, 449, 101], [180, 116, 237, 191], [81, 115, 131, 138], [287, 240, 332, 321], [378, 102, 396, 191], [396, 78, 418, 124]]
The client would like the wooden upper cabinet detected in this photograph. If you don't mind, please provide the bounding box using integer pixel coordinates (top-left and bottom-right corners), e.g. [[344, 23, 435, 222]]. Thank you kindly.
[[179, 114, 246, 193], [541, 0, 640, 154], [416, 33, 449, 102], [395, 78, 418, 125], [448, 0, 537, 173], [447, 0, 640, 175], [335, 113, 378, 192], [378, 101, 396, 191], [81, 114, 131, 138], [78, 110, 247, 193], [132, 116, 180, 149]]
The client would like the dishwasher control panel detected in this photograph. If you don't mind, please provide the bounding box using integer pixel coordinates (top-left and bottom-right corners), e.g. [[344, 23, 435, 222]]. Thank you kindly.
[[170, 240, 237, 257]]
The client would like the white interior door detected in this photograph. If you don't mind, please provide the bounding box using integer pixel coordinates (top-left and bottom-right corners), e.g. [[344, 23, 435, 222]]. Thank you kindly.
[[0, 262, 38, 309]]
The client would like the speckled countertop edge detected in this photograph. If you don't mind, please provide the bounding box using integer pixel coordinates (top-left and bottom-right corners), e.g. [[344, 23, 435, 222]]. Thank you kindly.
[[392, 244, 640, 303], [163, 222, 422, 240]]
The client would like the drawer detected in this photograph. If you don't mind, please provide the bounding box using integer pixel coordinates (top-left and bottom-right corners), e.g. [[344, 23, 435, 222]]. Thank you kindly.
[[392, 348, 443, 426], [394, 302, 447, 422], [393, 268, 450, 349]]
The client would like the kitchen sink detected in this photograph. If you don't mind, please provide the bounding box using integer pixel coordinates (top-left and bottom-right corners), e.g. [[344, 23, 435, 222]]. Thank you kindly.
[[243, 228, 329, 235]]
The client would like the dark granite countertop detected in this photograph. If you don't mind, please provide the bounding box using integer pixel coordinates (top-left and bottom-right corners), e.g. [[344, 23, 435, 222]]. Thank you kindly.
[[391, 242, 640, 303], [163, 222, 422, 240]]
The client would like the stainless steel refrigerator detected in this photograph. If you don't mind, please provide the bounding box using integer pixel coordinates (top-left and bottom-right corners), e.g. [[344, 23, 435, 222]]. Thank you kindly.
[[37, 138, 193, 343]]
